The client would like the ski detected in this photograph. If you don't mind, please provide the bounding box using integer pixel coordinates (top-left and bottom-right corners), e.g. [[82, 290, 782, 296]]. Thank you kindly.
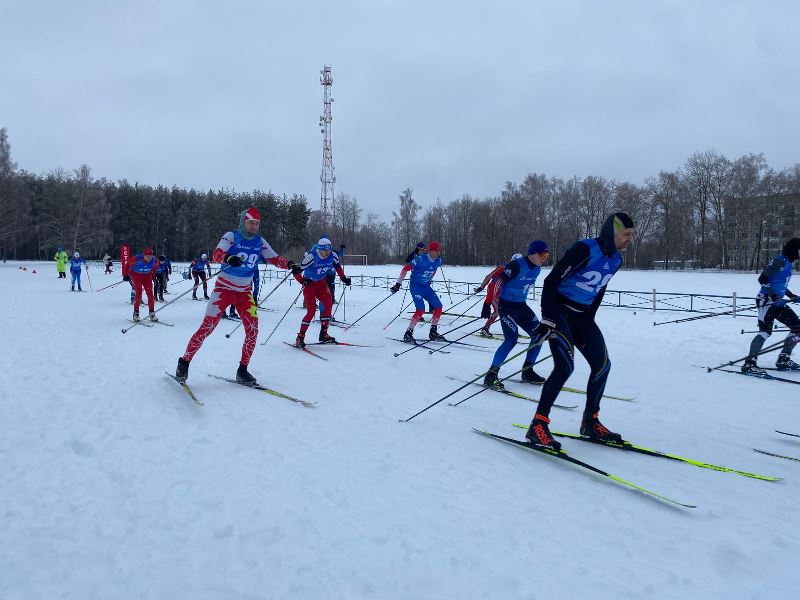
[[505, 380, 635, 402], [762, 367, 800, 374], [712, 368, 800, 385], [776, 430, 800, 438], [282, 341, 328, 361], [207, 374, 316, 407], [151, 320, 174, 327], [127, 319, 153, 327], [305, 341, 383, 348], [387, 338, 451, 354], [753, 448, 800, 462], [164, 372, 203, 406], [511, 424, 780, 481], [474, 429, 696, 509], [446, 377, 577, 410]]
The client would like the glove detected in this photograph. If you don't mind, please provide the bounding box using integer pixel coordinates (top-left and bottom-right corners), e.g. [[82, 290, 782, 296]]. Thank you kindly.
[[790, 295, 800, 304], [341, 276, 352, 286], [339, 242, 346, 250], [301, 277, 312, 287], [288, 261, 303, 275], [481, 303, 491, 319], [123, 275, 130, 282], [390, 283, 401, 294], [226, 254, 243, 267], [473, 286, 484, 293], [530, 320, 556, 346]]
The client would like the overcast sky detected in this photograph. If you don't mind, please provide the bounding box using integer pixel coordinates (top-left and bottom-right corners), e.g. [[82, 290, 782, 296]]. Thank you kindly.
[[2, 0, 798, 220]]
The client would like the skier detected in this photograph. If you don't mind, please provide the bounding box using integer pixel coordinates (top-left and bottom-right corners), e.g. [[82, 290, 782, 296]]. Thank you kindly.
[[390, 241, 445, 342], [123, 247, 159, 321], [191, 253, 212, 300], [54, 246, 68, 278], [160, 254, 172, 293], [103, 253, 113, 274], [68, 252, 86, 291], [475, 254, 522, 337], [741, 237, 800, 374], [292, 237, 351, 348], [483, 244, 549, 389], [523, 212, 635, 450], [176, 208, 296, 384], [405, 241, 427, 264], [153, 254, 170, 302]]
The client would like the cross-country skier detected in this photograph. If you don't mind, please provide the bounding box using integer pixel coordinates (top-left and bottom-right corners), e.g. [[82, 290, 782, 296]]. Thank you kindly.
[[475, 253, 523, 337], [742, 237, 800, 374], [176, 208, 295, 384], [123, 247, 159, 321], [68, 252, 85, 291], [292, 237, 351, 348], [103, 253, 113, 274], [523, 212, 635, 450], [54, 246, 68, 278], [390, 240, 445, 342], [483, 244, 549, 389], [191, 253, 212, 300], [405, 241, 427, 264], [154, 254, 170, 302]]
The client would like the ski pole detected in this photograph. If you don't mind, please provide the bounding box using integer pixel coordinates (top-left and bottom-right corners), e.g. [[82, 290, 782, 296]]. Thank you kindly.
[[442, 292, 476, 315], [225, 270, 292, 338], [450, 353, 552, 407], [438, 265, 454, 303], [331, 284, 347, 320], [122, 267, 226, 334], [428, 322, 485, 355], [707, 339, 788, 372], [84, 264, 93, 291], [393, 317, 483, 358], [447, 296, 483, 327], [653, 305, 757, 326], [96, 279, 126, 292], [740, 328, 789, 335], [344, 292, 395, 330], [383, 299, 414, 330], [399, 340, 547, 423], [261, 287, 304, 345]]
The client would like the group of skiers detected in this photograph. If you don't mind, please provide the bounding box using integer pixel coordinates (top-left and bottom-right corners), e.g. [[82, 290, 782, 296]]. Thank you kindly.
[[51, 206, 799, 452]]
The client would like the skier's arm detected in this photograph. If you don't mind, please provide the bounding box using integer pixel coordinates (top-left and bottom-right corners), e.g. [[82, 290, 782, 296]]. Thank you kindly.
[[758, 257, 786, 299], [540, 242, 592, 323], [395, 263, 412, 286]]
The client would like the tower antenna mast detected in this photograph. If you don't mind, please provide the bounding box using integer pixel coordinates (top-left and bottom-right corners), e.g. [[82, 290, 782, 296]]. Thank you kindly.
[[319, 65, 335, 227]]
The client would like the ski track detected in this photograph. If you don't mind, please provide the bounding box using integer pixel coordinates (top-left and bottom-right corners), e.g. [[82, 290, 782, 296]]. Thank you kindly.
[[1, 262, 798, 599]]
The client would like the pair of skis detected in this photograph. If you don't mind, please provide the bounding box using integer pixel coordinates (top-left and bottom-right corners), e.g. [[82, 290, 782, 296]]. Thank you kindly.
[[282, 340, 382, 361], [164, 372, 316, 407], [445, 376, 578, 410], [754, 430, 800, 462]]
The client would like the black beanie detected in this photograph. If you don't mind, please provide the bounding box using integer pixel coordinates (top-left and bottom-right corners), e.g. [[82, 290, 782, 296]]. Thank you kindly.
[[783, 238, 800, 262]]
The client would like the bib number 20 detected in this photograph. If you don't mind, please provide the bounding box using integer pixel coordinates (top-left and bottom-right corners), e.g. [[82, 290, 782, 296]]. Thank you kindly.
[[575, 271, 613, 293]]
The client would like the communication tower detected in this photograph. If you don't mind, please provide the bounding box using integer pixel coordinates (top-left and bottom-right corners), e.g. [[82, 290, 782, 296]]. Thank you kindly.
[[319, 65, 335, 226]]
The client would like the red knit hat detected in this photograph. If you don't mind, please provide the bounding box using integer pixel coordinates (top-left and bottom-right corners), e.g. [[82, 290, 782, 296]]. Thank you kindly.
[[428, 241, 441, 252], [143, 247, 154, 255], [243, 207, 261, 221]]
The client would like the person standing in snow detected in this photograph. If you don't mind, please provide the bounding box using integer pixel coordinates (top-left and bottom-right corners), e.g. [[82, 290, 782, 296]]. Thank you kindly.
[[123, 247, 159, 322], [54, 246, 68, 278], [390, 241, 445, 343], [292, 237, 351, 348], [68, 252, 86, 291], [103, 253, 113, 273], [176, 208, 296, 384], [523, 213, 635, 450], [741, 237, 800, 375], [483, 243, 550, 390], [475, 254, 522, 338], [153, 254, 170, 302], [191, 253, 212, 300]]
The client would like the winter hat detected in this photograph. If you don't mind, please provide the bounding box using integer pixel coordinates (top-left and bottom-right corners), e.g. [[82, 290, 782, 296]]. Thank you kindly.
[[73, 252, 80, 258], [783, 238, 800, 262], [317, 237, 333, 251], [511, 253, 523, 260], [428, 241, 441, 252], [243, 207, 261, 221], [527, 240, 548, 255], [143, 247, 154, 255], [201, 253, 208, 260], [599, 212, 635, 255], [416, 242, 427, 250]]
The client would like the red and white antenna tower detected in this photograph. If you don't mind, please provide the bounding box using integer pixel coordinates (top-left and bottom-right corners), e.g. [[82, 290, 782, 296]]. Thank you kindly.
[[319, 65, 335, 227]]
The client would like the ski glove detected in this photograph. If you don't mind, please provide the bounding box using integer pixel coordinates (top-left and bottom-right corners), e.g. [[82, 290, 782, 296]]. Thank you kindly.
[[301, 278, 312, 287], [225, 254, 243, 267], [390, 283, 401, 294], [341, 276, 352, 286], [289, 262, 303, 275], [530, 319, 557, 346], [473, 286, 484, 293], [481, 303, 491, 319], [123, 275, 130, 282]]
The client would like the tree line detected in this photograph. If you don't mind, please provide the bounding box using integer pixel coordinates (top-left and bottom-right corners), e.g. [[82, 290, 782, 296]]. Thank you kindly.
[[2, 127, 797, 268]]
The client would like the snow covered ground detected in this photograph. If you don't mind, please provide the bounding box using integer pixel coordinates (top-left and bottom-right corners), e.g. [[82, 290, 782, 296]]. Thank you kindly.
[[1, 261, 798, 600]]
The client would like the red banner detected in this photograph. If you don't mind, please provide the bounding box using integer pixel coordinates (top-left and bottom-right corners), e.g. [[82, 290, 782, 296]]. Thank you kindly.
[[120, 245, 130, 265]]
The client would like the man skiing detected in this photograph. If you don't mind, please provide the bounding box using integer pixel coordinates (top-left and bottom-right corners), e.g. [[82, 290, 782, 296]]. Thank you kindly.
[[390, 240, 445, 343], [742, 237, 800, 374], [176, 208, 295, 384], [54, 246, 68, 278], [475, 254, 522, 337], [191, 253, 212, 300], [524, 212, 635, 450], [292, 237, 351, 348], [483, 244, 549, 389], [68, 252, 85, 291], [154, 254, 170, 302], [123, 247, 159, 321]]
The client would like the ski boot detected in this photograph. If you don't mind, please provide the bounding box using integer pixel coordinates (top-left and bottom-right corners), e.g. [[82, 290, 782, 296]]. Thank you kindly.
[[741, 358, 767, 376], [204, 294, 210, 300], [71, 285, 75, 292], [776, 353, 800, 371], [580, 412, 623, 444], [429, 325, 447, 342], [236, 363, 257, 385], [520, 360, 546, 384], [132, 311, 140, 322], [78, 286, 83, 292], [295, 332, 306, 349], [403, 329, 416, 343], [192, 292, 197, 300], [229, 307, 238, 319], [483, 366, 504, 390], [319, 330, 337, 344], [526, 414, 561, 450], [175, 357, 190, 382], [478, 327, 493, 338], [149, 312, 158, 322]]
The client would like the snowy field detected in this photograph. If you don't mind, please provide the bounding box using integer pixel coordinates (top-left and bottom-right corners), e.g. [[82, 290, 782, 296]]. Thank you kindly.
[[1, 261, 798, 600]]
